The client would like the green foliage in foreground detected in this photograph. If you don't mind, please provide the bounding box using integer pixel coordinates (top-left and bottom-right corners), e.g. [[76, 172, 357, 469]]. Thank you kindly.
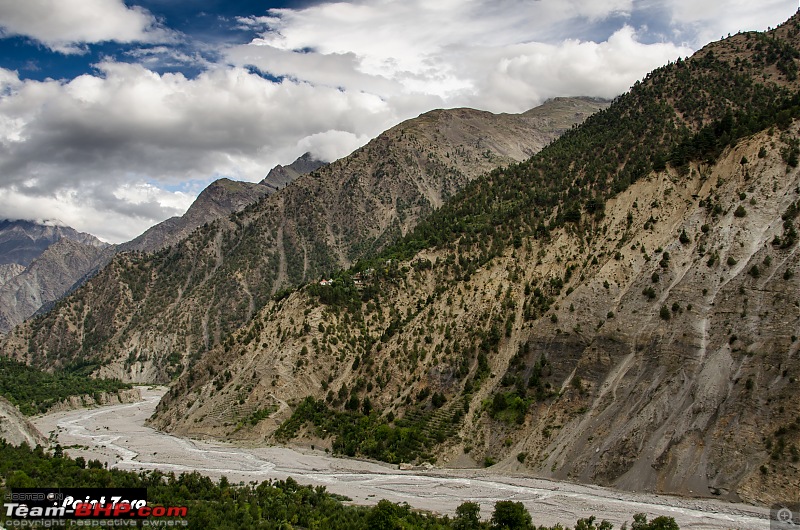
[[275, 396, 436, 464], [0, 357, 132, 415], [0, 440, 679, 530]]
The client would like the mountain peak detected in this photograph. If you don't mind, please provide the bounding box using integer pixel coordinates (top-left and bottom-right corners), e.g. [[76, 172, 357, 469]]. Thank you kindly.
[[0, 219, 107, 267], [261, 153, 327, 191]]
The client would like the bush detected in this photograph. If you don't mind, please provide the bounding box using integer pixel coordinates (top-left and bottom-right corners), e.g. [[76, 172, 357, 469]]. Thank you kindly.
[[491, 501, 532, 530], [659, 305, 671, 320], [632, 513, 680, 530], [454, 502, 482, 530]]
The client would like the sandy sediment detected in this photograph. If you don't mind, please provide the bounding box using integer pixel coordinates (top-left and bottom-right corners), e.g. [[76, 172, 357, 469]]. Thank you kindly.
[[32, 386, 770, 529]]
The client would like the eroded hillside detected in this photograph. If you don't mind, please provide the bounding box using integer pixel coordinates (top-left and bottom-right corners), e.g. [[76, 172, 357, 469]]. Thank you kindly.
[[152, 123, 800, 505], [2, 97, 606, 381], [150, 17, 800, 504]]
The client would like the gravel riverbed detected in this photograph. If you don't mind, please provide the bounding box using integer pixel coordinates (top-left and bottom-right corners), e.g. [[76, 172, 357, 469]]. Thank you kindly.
[[32, 387, 770, 529]]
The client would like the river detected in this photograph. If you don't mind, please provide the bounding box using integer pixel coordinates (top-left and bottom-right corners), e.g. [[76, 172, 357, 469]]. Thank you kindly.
[[32, 386, 770, 529]]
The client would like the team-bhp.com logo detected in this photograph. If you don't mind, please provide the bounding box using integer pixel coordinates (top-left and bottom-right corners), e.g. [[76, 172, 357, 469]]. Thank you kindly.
[[4, 488, 187, 526]]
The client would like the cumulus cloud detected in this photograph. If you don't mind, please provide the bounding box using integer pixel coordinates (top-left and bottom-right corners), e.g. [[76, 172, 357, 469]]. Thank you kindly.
[[0, 63, 402, 241], [457, 26, 692, 112], [660, 0, 797, 46], [0, 0, 795, 242], [228, 0, 690, 113], [0, 0, 173, 53]]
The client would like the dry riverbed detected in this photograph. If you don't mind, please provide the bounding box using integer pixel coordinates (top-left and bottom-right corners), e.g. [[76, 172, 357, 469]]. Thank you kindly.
[[32, 387, 770, 529]]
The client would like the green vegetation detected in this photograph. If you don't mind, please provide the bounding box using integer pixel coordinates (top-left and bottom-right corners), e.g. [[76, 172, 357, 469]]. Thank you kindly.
[[275, 396, 459, 464], [0, 440, 679, 529], [487, 391, 531, 425], [0, 357, 131, 415], [358, 39, 800, 274]]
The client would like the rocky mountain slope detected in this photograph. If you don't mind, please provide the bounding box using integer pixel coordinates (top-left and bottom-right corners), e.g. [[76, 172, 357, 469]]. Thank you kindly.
[[261, 152, 326, 192], [116, 153, 324, 256], [0, 155, 321, 335], [0, 264, 25, 286], [0, 396, 46, 447], [2, 97, 607, 382], [120, 179, 273, 255], [0, 221, 110, 334], [0, 238, 107, 333], [0, 219, 105, 267], [148, 17, 800, 505]]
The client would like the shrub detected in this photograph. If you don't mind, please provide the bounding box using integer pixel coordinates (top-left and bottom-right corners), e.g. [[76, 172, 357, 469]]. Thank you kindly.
[[491, 501, 532, 530]]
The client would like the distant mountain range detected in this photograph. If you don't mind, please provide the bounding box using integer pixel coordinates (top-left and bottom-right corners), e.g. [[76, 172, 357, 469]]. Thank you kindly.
[[0, 220, 106, 267], [0, 220, 109, 333], [0, 153, 326, 333], [1, 96, 608, 385]]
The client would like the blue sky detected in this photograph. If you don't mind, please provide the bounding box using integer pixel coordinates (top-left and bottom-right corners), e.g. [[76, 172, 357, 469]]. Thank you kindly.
[[0, 0, 796, 242]]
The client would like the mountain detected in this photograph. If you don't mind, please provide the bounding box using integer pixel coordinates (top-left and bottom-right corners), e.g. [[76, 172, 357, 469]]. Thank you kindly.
[[0, 154, 322, 335], [0, 238, 108, 333], [1, 97, 608, 382], [147, 16, 800, 505], [0, 264, 25, 286], [261, 152, 326, 192], [124, 153, 326, 254], [120, 179, 273, 254], [0, 219, 105, 267], [0, 220, 110, 334], [0, 396, 46, 447]]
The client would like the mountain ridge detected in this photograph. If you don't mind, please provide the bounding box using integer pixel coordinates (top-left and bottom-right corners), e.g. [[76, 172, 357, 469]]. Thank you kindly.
[[0, 153, 323, 334], [146, 15, 800, 504], [1, 97, 609, 382], [261, 152, 326, 192]]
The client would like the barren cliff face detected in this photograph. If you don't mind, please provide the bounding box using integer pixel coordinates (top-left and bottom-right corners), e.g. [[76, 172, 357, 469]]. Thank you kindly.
[[151, 124, 799, 504], [2, 98, 607, 382], [149, 18, 800, 504]]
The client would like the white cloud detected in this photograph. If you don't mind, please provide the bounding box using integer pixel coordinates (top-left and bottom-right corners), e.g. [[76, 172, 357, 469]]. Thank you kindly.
[[228, 0, 690, 113], [457, 26, 692, 112], [0, 0, 173, 53], [664, 0, 796, 44], [0, 63, 402, 241], [0, 0, 796, 242], [632, 0, 798, 47]]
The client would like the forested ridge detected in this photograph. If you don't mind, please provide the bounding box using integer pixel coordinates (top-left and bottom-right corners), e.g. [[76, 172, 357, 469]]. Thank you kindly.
[[0, 357, 131, 415], [372, 21, 800, 268]]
